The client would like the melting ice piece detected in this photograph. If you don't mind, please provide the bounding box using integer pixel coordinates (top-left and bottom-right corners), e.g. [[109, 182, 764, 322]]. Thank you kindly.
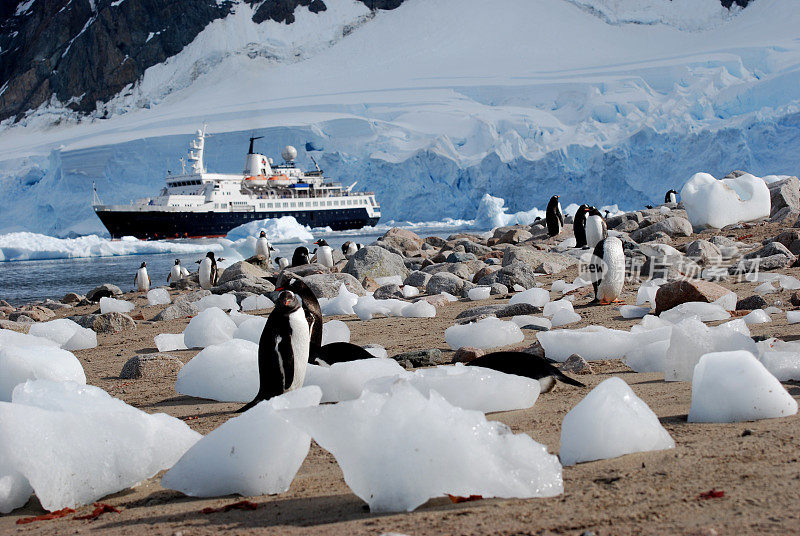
[[1, 380, 199, 512], [712, 292, 737, 311], [304, 358, 405, 403], [353, 295, 391, 321], [636, 279, 666, 308], [99, 296, 134, 314], [444, 317, 524, 350], [402, 286, 420, 299], [688, 351, 798, 422], [241, 294, 274, 311], [787, 311, 800, 324], [0, 346, 86, 402], [287, 381, 563, 512], [375, 276, 403, 287], [778, 275, 800, 290], [365, 363, 540, 413], [183, 307, 237, 348], [560, 377, 674, 466], [538, 326, 671, 362], [543, 299, 573, 318], [321, 284, 359, 316], [440, 292, 458, 302], [760, 351, 800, 381], [659, 302, 730, 323], [0, 329, 59, 349], [175, 339, 258, 402], [743, 309, 771, 325], [681, 172, 771, 229], [511, 315, 552, 330], [154, 333, 187, 352], [322, 320, 350, 345], [196, 293, 239, 312], [619, 305, 650, 319], [624, 340, 671, 373], [401, 300, 436, 318], [228, 310, 257, 326], [550, 309, 581, 327], [664, 318, 757, 382], [29, 319, 96, 351], [467, 287, 491, 301], [0, 459, 32, 514], [232, 317, 267, 344], [147, 288, 171, 306], [162, 387, 321, 497], [754, 281, 778, 294], [364, 345, 388, 359], [509, 288, 550, 308]]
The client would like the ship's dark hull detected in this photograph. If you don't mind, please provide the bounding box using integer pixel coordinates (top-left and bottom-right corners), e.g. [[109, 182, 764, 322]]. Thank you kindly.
[[94, 208, 380, 239]]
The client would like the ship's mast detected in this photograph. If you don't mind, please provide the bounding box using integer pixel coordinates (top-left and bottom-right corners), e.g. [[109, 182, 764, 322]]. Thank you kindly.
[[187, 124, 207, 174]]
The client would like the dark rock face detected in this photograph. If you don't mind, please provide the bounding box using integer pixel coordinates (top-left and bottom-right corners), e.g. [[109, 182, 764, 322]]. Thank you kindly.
[[0, 0, 406, 122]]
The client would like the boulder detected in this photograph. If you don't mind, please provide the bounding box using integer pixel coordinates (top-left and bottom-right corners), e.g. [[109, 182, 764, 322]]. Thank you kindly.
[[736, 295, 768, 311], [490, 283, 509, 295], [534, 261, 566, 275], [425, 272, 467, 295], [61, 292, 84, 304], [497, 228, 533, 245], [455, 302, 542, 323], [120, 353, 183, 379], [377, 228, 423, 256], [10, 308, 52, 322], [767, 176, 800, 216], [86, 284, 123, 302], [92, 312, 137, 333], [216, 261, 270, 286], [560, 354, 593, 375], [446, 252, 477, 263], [479, 262, 539, 290], [244, 254, 273, 272], [501, 246, 576, 269], [654, 280, 731, 314], [303, 273, 366, 299], [685, 239, 722, 266], [418, 294, 452, 308], [455, 240, 492, 256], [404, 270, 432, 288], [153, 300, 198, 321], [630, 217, 693, 243], [0, 319, 28, 333], [213, 276, 275, 295], [344, 246, 410, 282], [472, 265, 500, 284], [423, 236, 447, 248], [283, 263, 331, 278], [373, 284, 404, 300], [392, 348, 446, 369], [731, 254, 794, 273], [174, 289, 211, 305], [453, 346, 485, 363], [765, 231, 800, 256]]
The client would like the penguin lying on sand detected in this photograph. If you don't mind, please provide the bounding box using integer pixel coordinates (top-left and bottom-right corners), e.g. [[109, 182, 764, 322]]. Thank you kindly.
[[237, 290, 311, 412], [588, 236, 625, 305], [466, 351, 585, 393], [134, 262, 151, 292], [312, 342, 376, 366], [546, 195, 564, 237]]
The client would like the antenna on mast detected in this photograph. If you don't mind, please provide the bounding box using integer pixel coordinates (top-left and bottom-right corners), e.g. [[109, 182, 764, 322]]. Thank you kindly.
[[248, 135, 264, 154], [92, 181, 103, 206]]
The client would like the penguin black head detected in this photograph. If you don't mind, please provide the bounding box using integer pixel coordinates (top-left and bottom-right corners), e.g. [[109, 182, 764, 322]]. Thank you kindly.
[[174, 259, 181, 265], [276, 290, 303, 313], [206, 251, 215, 260], [314, 239, 329, 247], [140, 261, 147, 268], [259, 231, 266, 238]]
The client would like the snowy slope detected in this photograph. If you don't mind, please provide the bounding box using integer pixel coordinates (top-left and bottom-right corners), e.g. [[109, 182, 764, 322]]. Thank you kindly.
[[1, 0, 799, 236]]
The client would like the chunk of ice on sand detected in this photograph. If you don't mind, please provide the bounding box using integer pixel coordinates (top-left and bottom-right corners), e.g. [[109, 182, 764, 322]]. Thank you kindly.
[[322, 320, 350, 345], [99, 296, 134, 314], [232, 317, 267, 344], [183, 307, 237, 348], [681, 172, 771, 229], [241, 294, 274, 311], [619, 305, 650, 319], [688, 351, 798, 422], [445, 317, 524, 350], [0, 346, 86, 402], [196, 293, 239, 312], [659, 302, 730, 323], [538, 326, 671, 362], [560, 377, 674, 466], [28, 318, 96, 350], [304, 358, 405, 403], [401, 300, 436, 318], [509, 288, 550, 307], [664, 319, 757, 382], [147, 288, 171, 306], [162, 387, 321, 497], [467, 287, 491, 301], [154, 333, 187, 352], [287, 381, 563, 512], [760, 351, 800, 381], [175, 339, 259, 402]]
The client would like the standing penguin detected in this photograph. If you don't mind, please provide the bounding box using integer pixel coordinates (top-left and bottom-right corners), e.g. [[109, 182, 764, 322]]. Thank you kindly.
[[292, 246, 310, 267], [588, 236, 625, 304], [237, 290, 310, 413], [585, 207, 608, 249], [167, 259, 182, 283], [134, 262, 151, 292], [665, 189, 678, 204], [275, 274, 322, 353], [313, 239, 334, 268], [546, 195, 564, 237], [275, 257, 290, 271], [466, 351, 585, 393], [198, 252, 222, 290], [255, 231, 274, 261], [341, 241, 363, 257], [573, 204, 590, 248]]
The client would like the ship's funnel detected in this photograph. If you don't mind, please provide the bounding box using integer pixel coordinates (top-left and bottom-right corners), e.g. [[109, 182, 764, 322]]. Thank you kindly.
[[245, 153, 272, 177]]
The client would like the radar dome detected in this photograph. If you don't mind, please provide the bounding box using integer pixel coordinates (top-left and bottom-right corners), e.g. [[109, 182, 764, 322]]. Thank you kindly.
[[281, 145, 298, 162]]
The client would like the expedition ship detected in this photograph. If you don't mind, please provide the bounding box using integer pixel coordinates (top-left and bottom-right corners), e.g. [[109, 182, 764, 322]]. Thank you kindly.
[[93, 127, 381, 239]]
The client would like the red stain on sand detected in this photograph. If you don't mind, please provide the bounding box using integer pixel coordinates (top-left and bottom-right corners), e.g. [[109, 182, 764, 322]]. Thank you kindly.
[[697, 489, 725, 500], [16, 508, 76, 524], [74, 503, 121, 520], [448, 494, 484, 503]]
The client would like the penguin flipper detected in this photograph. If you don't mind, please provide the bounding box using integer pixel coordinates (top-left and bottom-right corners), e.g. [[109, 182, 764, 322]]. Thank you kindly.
[[554, 370, 586, 388], [235, 396, 264, 413]]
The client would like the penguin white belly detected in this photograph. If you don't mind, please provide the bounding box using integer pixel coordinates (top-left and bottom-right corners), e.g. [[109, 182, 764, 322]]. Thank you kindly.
[[585, 216, 605, 248], [277, 258, 289, 270], [255, 238, 270, 258], [317, 246, 334, 268], [596, 238, 625, 302], [135, 268, 150, 292], [180, 267, 189, 278], [345, 242, 358, 256], [669, 192, 677, 204], [169, 265, 182, 282], [287, 308, 311, 391], [199, 258, 213, 289]]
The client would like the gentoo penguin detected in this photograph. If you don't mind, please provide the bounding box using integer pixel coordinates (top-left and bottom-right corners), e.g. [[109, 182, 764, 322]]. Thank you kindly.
[[573, 204, 590, 248], [237, 290, 310, 412], [292, 246, 310, 267], [313, 239, 334, 268], [585, 207, 608, 249], [665, 189, 678, 204], [341, 241, 362, 257], [466, 351, 585, 393], [255, 231, 275, 260], [180, 265, 190, 279], [545, 195, 564, 237], [275, 274, 323, 353], [197, 252, 222, 290], [167, 259, 182, 283], [312, 342, 375, 366], [275, 257, 290, 271], [588, 236, 625, 304], [134, 262, 151, 292]]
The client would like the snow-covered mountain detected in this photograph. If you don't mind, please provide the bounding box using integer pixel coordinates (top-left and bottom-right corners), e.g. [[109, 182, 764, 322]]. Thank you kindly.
[[2, 0, 799, 237]]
